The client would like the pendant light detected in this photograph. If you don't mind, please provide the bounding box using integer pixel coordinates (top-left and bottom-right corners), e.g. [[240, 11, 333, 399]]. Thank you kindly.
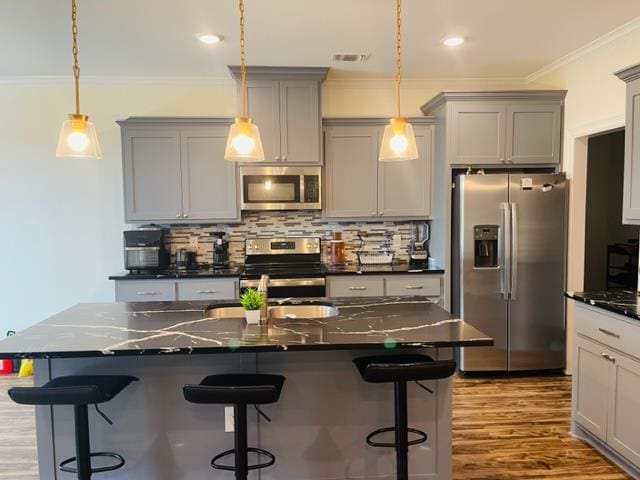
[[55, 0, 102, 159], [225, 0, 265, 162], [379, 0, 418, 162]]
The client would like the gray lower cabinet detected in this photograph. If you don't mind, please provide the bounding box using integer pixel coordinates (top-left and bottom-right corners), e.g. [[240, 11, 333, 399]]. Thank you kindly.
[[327, 274, 443, 300], [572, 301, 640, 472], [421, 91, 566, 166], [615, 64, 640, 224], [229, 67, 328, 164], [323, 118, 434, 219], [114, 278, 239, 302], [118, 118, 239, 224]]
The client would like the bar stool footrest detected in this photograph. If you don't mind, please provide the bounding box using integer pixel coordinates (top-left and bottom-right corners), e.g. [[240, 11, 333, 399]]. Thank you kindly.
[[366, 427, 428, 448], [211, 447, 276, 472], [59, 452, 125, 474]]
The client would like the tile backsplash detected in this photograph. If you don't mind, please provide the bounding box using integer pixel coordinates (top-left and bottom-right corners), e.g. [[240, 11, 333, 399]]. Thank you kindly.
[[166, 211, 427, 265]]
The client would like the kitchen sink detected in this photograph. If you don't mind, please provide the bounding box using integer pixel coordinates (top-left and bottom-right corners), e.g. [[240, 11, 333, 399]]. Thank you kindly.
[[206, 304, 339, 320], [267, 304, 339, 319]]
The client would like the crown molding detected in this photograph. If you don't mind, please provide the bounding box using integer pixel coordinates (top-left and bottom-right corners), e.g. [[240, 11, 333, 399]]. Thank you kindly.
[[0, 75, 236, 86], [615, 63, 640, 83], [421, 90, 567, 114], [322, 116, 436, 127], [323, 76, 529, 90], [228, 65, 330, 82], [526, 15, 640, 83]]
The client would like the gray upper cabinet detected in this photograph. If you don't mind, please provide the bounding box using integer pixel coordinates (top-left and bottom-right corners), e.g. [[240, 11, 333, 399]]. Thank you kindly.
[[615, 64, 640, 224], [449, 101, 507, 165], [421, 91, 566, 166], [122, 128, 183, 222], [506, 102, 562, 164], [180, 126, 238, 221], [229, 66, 328, 164], [379, 125, 433, 217], [118, 118, 239, 224], [324, 125, 378, 218], [324, 118, 434, 219]]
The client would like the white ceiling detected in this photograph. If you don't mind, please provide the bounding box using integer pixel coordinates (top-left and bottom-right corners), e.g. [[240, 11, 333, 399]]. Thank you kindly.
[[1, 0, 640, 80]]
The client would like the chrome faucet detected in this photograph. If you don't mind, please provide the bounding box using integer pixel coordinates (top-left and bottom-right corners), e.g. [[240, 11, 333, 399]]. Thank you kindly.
[[258, 274, 269, 322]]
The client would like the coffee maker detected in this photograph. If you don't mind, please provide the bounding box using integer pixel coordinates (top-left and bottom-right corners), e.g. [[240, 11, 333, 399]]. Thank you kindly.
[[211, 232, 230, 269], [408, 222, 430, 269]]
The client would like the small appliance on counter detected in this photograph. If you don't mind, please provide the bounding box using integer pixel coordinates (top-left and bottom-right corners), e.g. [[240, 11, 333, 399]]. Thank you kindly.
[[211, 231, 230, 269], [124, 227, 170, 273], [409, 222, 430, 269], [327, 229, 346, 265], [175, 248, 197, 270]]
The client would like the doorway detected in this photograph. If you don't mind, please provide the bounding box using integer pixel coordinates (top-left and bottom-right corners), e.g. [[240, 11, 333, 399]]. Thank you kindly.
[[583, 129, 639, 291]]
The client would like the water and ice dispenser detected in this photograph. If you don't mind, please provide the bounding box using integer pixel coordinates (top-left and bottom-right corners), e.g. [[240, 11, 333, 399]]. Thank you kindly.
[[473, 225, 499, 268]]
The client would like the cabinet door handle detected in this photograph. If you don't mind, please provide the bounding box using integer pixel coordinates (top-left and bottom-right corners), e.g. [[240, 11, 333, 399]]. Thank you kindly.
[[183, 214, 189, 218], [196, 290, 217, 294], [379, 211, 384, 216], [136, 291, 159, 296], [349, 286, 367, 291], [371, 211, 377, 216], [500, 158, 505, 163], [281, 156, 287, 161], [598, 328, 620, 339], [274, 156, 281, 161], [404, 285, 424, 290], [601, 352, 616, 363], [176, 214, 181, 218]]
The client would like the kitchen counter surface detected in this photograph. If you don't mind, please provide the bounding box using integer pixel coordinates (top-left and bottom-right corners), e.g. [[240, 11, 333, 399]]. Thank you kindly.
[[322, 262, 444, 275], [108, 265, 243, 280], [0, 297, 491, 358], [566, 290, 640, 320]]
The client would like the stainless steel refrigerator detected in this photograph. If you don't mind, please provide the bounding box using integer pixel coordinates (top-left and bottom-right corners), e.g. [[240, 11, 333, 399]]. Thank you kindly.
[[453, 173, 567, 372]]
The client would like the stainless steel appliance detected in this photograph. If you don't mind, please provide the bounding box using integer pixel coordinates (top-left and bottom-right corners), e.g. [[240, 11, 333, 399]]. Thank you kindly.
[[211, 232, 230, 269], [175, 248, 197, 270], [409, 222, 430, 269], [241, 237, 325, 297], [240, 166, 321, 211], [453, 173, 567, 372], [124, 227, 170, 272]]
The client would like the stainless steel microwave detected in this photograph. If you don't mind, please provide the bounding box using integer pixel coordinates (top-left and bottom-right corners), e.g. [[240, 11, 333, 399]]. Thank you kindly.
[[239, 166, 322, 211]]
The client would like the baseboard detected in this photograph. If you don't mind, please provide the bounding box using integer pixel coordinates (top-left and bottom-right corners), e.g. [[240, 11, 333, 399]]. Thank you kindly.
[[572, 422, 640, 480]]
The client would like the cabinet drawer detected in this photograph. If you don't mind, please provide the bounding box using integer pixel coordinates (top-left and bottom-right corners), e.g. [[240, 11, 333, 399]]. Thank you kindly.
[[575, 303, 640, 360], [327, 276, 385, 297], [177, 279, 238, 301], [385, 275, 441, 297], [115, 280, 176, 302]]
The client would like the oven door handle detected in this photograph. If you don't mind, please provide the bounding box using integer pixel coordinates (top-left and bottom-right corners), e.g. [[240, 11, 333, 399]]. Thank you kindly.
[[241, 277, 326, 288]]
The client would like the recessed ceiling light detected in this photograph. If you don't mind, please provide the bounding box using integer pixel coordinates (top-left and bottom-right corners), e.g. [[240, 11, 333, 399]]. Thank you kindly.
[[197, 33, 224, 45], [442, 36, 465, 47]]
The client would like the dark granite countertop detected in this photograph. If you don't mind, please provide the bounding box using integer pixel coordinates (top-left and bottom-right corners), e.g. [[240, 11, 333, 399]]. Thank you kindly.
[[566, 290, 640, 321], [109, 265, 243, 280], [0, 297, 491, 358], [322, 262, 444, 275]]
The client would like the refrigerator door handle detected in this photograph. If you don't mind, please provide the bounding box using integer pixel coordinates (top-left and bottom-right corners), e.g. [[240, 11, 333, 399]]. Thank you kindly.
[[499, 202, 511, 300], [510, 202, 518, 300]]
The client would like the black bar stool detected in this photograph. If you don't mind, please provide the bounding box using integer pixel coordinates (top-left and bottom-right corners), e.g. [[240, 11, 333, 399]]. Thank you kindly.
[[8, 375, 138, 480], [183, 373, 285, 480], [353, 354, 456, 480]]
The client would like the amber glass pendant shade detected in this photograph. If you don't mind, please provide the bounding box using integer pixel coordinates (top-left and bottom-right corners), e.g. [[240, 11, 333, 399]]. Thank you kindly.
[[56, 114, 102, 159], [379, 117, 418, 162], [224, 117, 265, 162]]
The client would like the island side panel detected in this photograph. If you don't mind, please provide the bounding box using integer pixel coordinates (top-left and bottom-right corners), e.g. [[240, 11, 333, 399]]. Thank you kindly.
[[257, 348, 452, 480], [45, 354, 259, 480]]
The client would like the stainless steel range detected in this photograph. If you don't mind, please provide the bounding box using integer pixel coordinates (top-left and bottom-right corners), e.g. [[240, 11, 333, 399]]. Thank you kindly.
[[240, 237, 325, 298]]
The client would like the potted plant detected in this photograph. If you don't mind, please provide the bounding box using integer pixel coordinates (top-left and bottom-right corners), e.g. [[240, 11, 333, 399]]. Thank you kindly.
[[240, 288, 264, 325]]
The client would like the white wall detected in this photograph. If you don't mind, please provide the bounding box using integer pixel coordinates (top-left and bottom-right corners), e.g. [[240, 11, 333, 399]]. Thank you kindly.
[[0, 76, 529, 332], [532, 20, 640, 372]]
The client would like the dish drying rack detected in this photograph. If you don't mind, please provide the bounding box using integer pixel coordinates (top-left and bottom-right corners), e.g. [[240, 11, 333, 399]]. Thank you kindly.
[[355, 233, 395, 265]]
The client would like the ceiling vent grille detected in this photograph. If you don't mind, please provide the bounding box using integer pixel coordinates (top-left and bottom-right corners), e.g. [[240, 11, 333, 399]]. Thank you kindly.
[[331, 53, 370, 63]]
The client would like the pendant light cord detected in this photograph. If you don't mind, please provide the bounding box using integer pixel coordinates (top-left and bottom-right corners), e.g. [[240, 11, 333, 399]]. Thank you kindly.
[[395, 0, 402, 119], [71, 0, 81, 115], [239, 0, 247, 118]]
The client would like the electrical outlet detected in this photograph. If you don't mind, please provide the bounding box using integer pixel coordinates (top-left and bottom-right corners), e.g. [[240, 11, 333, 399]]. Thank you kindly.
[[225, 406, 234, 432]]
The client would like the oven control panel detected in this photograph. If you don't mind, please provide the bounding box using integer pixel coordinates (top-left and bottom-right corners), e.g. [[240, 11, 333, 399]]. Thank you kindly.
[[246, 237, 321, 255]]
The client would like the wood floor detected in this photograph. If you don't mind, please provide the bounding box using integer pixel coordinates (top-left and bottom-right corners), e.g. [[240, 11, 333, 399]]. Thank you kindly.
[[0, 374, 631, 479]]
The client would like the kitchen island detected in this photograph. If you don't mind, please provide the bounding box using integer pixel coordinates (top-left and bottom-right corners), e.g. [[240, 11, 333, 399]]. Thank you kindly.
[[0, 297, 491, 480]]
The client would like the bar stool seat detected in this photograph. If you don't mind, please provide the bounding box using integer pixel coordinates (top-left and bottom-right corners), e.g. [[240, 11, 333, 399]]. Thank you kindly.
[[183, 373, 285, 480], [9, 375, 138, 480], [353, 354, 456, 480]]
